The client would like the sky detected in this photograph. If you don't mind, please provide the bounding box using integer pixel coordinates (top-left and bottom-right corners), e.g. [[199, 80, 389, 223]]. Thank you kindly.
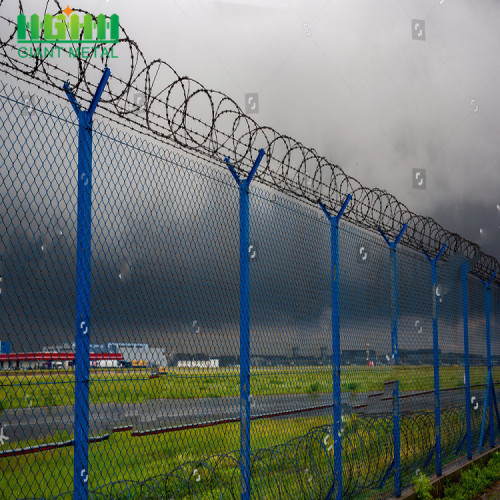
[[0, 0, 499, 356], [1, 0, 499, 257], [83, 0, 499, 259]]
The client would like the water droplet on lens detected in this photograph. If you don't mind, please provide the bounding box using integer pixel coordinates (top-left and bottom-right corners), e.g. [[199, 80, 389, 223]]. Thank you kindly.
[[40, 233, 53, 253], [21, 94, 37, 115], [118, 260, 131, 281], [192, 320, 200, 334]]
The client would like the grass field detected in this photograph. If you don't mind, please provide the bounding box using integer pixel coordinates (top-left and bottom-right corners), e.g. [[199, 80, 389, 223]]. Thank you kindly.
[[0, 365, 495, 410], [0, 403, 486, 499], [1, 365, 496, 498], [1, 415, 332, 498]]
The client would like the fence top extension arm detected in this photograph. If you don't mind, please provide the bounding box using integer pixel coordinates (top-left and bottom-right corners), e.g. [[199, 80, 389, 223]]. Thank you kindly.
[[318, 194, 351, 223], [63, 67, 111, 119], [479, 270, 497, 288], [224, 148, 266, 187], [421, 244, 447, 265], [378, 224, 408, 250]]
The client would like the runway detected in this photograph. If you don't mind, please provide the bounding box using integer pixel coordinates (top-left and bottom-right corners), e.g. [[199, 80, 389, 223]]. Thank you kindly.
[[0, 385, 486, 444]]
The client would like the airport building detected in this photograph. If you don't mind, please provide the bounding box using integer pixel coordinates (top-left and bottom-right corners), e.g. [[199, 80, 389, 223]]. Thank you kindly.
[[0, 351, 123, 370], [106, 343, 168, 367], [0, 341, 167, 370]]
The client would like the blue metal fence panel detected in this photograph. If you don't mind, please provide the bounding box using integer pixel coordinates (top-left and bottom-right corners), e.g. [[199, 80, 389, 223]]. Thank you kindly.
[[248, 186, 333, 498], [463, 259, 472, 460], [468, 274, 491, 454], [0, 80, 499, 500]]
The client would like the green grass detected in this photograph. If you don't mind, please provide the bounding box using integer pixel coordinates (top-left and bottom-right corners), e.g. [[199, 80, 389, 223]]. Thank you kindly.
[[0, 365, 494, 498], [1, 409, 476, 498], [0, 402, 490, 499], [0, 365, 495, 410], [443, 451, 500, 499], [412, 473, 432, 500], [1, 415, 332, 498]]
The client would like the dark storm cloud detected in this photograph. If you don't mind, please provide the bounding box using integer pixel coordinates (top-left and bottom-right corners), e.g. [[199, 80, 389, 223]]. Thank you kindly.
[[1, 0, 498, 360], [0, 108, 474, 358], [429, 199, 500, 262]]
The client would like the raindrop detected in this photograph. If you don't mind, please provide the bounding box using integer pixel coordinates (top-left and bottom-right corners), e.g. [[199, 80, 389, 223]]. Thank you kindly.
[[192, 468, 201, 482], [133, 92, 146, 113], [192, 320, 200, 334], [435, 285, 443, 303], [21, 93, 38, 115], [118, 260, 132, 281], [358, 246, 368, 262], [40, 234, 52, 253]]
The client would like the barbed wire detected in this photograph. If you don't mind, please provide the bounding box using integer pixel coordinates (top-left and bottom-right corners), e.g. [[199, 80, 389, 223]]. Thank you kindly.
[[0, 0, 498, 283], [27, 405, 475, 499]]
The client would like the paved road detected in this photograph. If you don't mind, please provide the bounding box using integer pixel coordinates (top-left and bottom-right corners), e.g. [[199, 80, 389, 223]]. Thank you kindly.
[[0, 386, 486, 443], [2, 392, 355, 442]]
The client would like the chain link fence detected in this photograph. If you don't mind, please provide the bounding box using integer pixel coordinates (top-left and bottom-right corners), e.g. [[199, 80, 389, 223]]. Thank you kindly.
[[0, 80, 499, 499]]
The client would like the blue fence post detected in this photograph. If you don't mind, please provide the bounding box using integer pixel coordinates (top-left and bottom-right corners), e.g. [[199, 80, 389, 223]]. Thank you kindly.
[[63, 68, 110, 500], [485, 272, 496, 449], [224, 148, 265, 500], [422, 244, 447, 477], [393, 380, 401, 497], [378, 224, 406, 496], [378, 225, 407, 364], [478, 271, 497, 452], [319, 194, 351, 500], [462, 260, 472, 460]]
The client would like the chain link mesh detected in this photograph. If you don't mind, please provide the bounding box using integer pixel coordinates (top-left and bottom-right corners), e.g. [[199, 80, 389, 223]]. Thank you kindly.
[[0, 82, 498, 499]]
